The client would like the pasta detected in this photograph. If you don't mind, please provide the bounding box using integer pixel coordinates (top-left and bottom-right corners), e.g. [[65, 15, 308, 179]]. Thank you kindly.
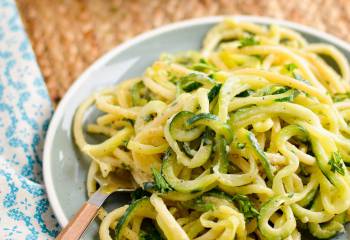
[[73, 19, 350, 239]]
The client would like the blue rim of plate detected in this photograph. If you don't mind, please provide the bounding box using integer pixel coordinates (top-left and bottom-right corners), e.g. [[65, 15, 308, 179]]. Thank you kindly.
[[43, 15, 350, 227]]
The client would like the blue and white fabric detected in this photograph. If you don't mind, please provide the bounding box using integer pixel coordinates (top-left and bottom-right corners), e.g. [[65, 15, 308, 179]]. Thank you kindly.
[[0, 0, 60, 239]]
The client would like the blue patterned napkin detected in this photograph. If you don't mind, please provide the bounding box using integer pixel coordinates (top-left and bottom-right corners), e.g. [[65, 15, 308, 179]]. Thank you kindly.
[[0, 0, 60, 239]]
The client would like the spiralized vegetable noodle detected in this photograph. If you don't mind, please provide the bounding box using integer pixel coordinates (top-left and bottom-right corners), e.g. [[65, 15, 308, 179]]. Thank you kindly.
[[74, 19, 350, 240]]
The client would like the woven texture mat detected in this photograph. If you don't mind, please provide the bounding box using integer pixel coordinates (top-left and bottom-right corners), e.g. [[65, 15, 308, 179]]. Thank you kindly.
[[16, 0, 350, 104]]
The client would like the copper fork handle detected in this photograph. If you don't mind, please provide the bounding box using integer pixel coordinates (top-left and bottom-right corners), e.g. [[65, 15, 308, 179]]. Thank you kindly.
[[56, 202, 99, 240]]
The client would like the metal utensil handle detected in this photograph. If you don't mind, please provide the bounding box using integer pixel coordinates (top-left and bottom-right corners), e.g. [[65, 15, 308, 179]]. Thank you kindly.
[[56, 202, 99, 240]]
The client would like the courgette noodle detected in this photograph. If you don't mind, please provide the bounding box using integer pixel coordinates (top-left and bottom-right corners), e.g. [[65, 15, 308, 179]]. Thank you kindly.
[[74, 19, 350, 240]]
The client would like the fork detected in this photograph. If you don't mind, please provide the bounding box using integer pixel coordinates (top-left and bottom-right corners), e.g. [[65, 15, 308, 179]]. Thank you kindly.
[[56, 173, 136, 240]]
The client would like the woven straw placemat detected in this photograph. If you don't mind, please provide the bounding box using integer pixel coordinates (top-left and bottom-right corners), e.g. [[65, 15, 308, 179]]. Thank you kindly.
[[16, 0, 350, 104]]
